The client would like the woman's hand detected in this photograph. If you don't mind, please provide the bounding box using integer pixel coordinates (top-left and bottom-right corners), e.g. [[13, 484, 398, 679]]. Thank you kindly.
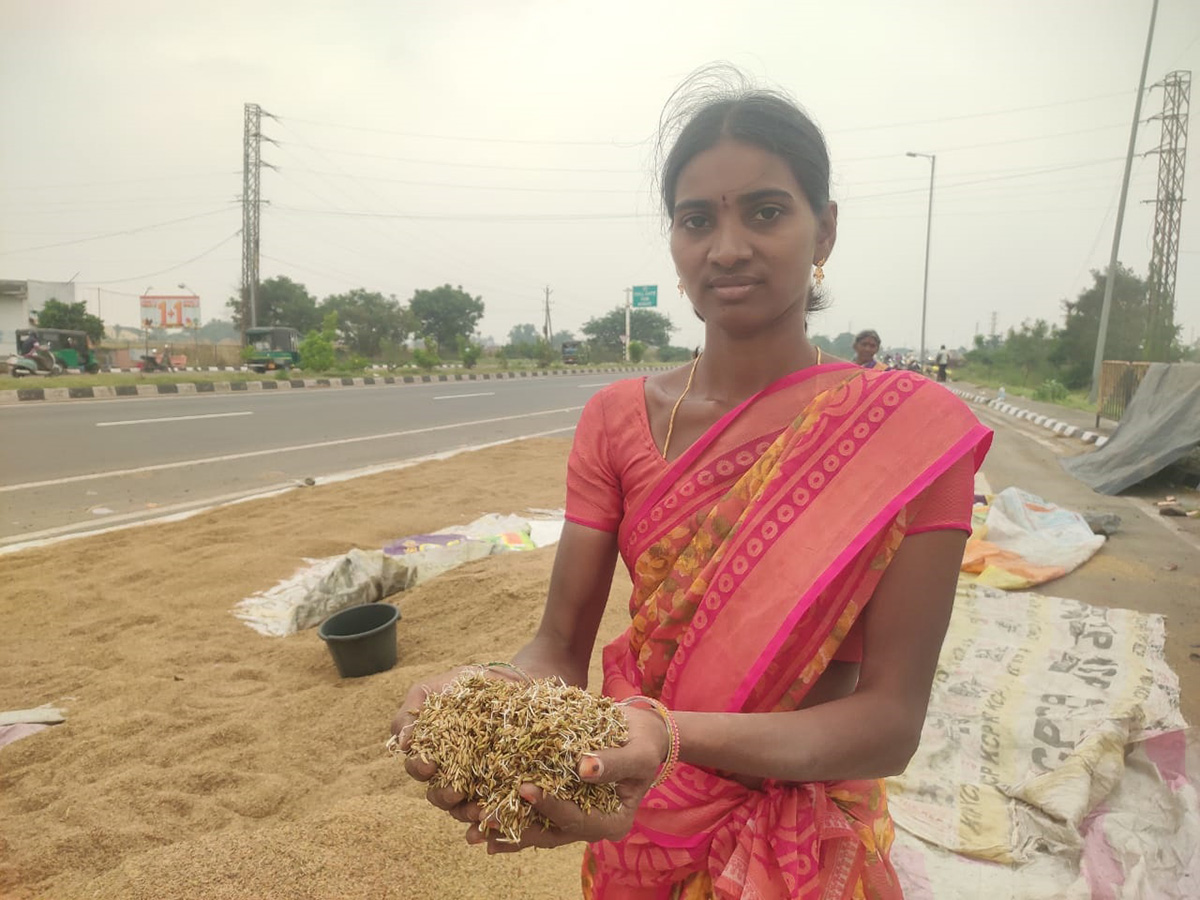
[[469, 704, 670, 854], [390, 665, 520, 819]]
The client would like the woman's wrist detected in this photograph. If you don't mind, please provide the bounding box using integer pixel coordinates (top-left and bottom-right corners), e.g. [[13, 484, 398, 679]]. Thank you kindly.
[[620, 696, 680, 788]]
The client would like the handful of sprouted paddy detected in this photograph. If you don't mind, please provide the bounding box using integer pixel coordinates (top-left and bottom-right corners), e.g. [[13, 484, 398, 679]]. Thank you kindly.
[[387, 673, 629, 843]]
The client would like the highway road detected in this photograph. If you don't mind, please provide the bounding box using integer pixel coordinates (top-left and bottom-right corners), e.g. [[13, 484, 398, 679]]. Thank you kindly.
[[0, 375, 628, 546]]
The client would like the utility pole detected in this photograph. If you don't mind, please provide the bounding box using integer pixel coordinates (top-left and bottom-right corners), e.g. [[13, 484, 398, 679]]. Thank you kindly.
[[989, 311, 999, 346], [1089, 0, 1159, 401], [906, 151, 936, 369], [542, 285, 553, 344], [624, 287, 632, 362], [1143, 70, 1190, 362], [241, 103, 275, 337]]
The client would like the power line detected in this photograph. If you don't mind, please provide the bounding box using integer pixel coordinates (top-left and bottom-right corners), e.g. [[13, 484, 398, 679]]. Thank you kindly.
[[276, 114, 648, 148], [271, 204, 646, 222], [0, 206, 240, 256], [846, 157, 1126, 202], [828, 89, 1135, 134], [0, 172, 240, 193], [272, 90, 1134, 148], [273, 139, 640, 174], [85, 228, 243, 285], [837, 122, 1130, 163], [275, 166, 642, 194], [268, 143, 545, 291]]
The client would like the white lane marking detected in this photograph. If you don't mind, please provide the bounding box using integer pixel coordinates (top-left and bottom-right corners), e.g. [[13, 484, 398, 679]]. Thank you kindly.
[[97, 411, 253, 427], [0, 426, 578, 554], [0, 405, 583, 493], [433, 392, 495, 400], [578, 383, 610, 388]]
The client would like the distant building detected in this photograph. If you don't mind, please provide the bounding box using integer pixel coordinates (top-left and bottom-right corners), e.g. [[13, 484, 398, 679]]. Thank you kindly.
[[0, 280, 78, 355]]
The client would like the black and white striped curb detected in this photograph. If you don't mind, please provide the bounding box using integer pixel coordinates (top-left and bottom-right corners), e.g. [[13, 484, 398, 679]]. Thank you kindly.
[[0, 366, 666, 404], [949, 388, 1110, 448], [93, 363, 492, 374]]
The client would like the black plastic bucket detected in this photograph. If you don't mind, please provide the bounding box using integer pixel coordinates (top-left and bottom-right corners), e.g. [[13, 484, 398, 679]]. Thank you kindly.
[[318, 603, 400, 678]]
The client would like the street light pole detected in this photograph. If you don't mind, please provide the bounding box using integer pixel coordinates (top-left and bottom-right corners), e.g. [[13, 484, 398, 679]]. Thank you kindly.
[[906, 151, 936, 371], [1088, 0, 1159, 402]]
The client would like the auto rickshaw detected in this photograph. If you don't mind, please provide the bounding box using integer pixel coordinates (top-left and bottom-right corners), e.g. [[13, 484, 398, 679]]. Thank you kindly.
[[15, 328, 100, 373], [245, 326, 302, 373]]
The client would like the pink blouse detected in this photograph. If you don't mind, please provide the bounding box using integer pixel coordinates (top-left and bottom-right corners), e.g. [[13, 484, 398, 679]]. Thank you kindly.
[[565, 377, 975, 663]]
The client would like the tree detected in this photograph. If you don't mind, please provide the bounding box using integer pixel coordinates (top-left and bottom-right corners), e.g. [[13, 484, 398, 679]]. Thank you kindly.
[[319, 289, 413, 358], [409, 284, 485, 353], [508, 323, 540, 346], [226, 276, 321, 334], [1052, 263, 1148, 388], [628, 340, 646, 363], [581, 307, 675, 349], [196, 318, 238, 342], [300, 311, 338, 372], [810, 332, 856, 360], [550, 329, 575, 350], [36, 299, 105, 342]]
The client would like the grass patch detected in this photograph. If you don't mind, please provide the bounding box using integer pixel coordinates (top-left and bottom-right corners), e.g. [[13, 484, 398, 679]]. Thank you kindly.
[[0, 371, 265, 391], [959, 369, 1096, 413]]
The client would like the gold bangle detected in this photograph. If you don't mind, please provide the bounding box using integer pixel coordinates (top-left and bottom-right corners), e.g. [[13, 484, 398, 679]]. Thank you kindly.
[[620, 695, 680, 789]]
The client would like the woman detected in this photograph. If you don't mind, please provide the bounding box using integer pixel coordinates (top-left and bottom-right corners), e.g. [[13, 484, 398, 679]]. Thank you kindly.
[[852, 329, 884, 369], [393, 74, 991, 899]]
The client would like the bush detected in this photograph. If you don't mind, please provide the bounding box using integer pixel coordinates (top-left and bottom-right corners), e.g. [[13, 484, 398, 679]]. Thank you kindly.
[[413, 338, 440, 371], [457, 336, 481, 369], [535, 339, 556, 368], [1033, 378, 1068, 402], [658, 345, 695, 363], [628, 341, 646, 363], [298, 311, 339, 372]]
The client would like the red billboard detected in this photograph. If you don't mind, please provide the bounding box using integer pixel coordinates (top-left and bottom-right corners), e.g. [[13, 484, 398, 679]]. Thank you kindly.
[[140, 293, 200, 329]]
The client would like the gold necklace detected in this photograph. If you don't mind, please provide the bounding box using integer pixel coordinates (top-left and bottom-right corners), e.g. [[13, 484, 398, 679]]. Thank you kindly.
[[661, 345, 822, 460], [661, 353, 700, 460]]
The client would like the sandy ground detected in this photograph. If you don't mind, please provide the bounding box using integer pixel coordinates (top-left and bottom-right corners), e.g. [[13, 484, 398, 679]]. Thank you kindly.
[[0, 438, 631, 900], [1, 436, 1196, 899]]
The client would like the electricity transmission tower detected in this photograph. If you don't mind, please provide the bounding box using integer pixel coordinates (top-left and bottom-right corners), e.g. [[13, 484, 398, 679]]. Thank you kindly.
[[1143, 70, 1190, 362], [241, 103, 275, 335]]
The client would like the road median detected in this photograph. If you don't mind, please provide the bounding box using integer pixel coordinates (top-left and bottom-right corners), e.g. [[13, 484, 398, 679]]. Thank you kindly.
[[0, 365, 669, 404]]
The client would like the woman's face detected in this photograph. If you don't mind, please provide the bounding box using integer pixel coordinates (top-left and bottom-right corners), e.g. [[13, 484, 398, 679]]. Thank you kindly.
[[670, 138, 836, 339], [854, 336, 879, 359]]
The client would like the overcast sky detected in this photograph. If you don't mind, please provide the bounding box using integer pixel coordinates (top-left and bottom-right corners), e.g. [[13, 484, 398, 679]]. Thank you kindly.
[[2, 0, 1198, 353]]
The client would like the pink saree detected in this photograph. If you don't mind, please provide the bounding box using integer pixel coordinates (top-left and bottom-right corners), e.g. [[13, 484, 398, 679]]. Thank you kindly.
[[579, 364, 992, 900]]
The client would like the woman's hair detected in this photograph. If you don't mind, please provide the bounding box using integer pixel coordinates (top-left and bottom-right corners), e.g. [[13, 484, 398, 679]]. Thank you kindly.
[[855, 329, 881, 345], [656, 64, 833, 317]]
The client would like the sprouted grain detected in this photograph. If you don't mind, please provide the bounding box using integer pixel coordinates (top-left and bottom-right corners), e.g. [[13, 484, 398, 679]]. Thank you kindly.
[[387, 673, 628, 843]]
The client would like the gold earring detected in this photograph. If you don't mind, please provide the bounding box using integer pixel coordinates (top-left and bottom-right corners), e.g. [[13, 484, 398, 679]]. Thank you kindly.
[[813, 259, 826, 286], [678, 281, 685, 297]]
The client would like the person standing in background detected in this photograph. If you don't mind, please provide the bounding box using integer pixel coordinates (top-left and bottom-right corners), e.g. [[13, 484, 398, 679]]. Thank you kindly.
[[936, 345, 949, 382], [852, 329, 884, 369]]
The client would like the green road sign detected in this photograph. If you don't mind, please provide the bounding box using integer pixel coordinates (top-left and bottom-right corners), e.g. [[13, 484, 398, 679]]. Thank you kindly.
[[632, 285, 657, 308]]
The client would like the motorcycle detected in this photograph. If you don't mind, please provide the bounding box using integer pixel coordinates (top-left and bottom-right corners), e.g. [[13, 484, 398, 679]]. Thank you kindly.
[[6, 343, 63, 377], [139, 349, 174, 373]]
